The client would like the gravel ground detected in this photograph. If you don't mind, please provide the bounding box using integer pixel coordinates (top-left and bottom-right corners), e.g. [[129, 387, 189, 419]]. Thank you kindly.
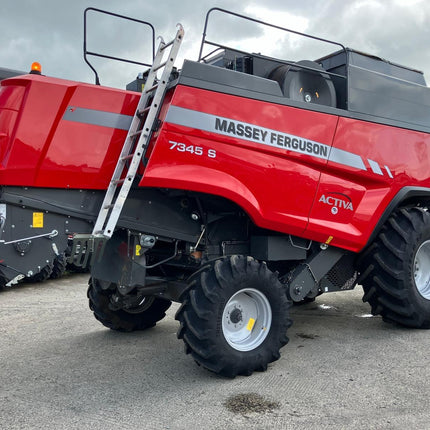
[[1, 273, 430, 429]]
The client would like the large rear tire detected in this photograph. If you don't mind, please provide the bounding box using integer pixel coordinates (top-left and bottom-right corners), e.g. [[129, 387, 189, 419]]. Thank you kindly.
[[87, 278, 172, 332], [359, 207, 430, 328], [176, 255, 292, 377]]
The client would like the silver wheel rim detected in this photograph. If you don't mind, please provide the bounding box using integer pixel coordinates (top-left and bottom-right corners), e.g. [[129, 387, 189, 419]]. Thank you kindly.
[[414, 240, 430, 300], [222, 288, 272, 352]]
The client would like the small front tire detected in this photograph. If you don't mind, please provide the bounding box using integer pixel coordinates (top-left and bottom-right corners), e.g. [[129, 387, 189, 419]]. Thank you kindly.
[[87, 278, 172, 332]]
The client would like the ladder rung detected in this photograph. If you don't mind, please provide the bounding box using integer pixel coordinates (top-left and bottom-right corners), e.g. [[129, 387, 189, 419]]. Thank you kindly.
[[161, 40, 174, 51], [111, 178, 125, 185], [153, 61, 167, 72], [104, 204, 114, 210], [145, 83, 159, 93], [129, 129, 143, 138], [137, 106, 151, 117], [120, 154, 134, 162]]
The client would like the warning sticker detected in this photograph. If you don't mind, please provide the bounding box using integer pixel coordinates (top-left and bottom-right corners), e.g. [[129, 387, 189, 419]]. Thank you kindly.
[[33, 212, 44, 228], [246, 318, 256, 332]]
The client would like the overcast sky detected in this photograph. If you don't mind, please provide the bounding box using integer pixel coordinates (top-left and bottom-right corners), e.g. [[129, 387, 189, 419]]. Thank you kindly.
[[1, 0, 429, 88]]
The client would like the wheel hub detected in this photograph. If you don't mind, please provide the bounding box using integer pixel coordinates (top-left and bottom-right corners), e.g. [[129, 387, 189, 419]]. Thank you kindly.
[[229, 307, 243, 324]]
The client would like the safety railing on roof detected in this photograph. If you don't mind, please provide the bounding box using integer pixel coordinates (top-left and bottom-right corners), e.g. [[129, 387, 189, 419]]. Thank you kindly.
[[198, 7, 349, 109], [84, 7, 156, 86]]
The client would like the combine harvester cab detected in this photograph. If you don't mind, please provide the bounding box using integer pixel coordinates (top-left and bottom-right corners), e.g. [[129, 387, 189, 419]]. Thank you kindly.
[[2, 7, 430, 377]]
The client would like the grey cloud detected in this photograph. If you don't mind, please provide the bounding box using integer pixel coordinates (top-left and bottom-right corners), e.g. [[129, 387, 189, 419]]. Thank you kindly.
[[1, 0, 429, 88]]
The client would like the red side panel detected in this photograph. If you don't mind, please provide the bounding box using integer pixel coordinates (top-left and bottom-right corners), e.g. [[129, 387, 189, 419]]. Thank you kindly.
[[0, 75, 139, 189], [143, 85, 430, 252], [307, 117, 430, 250], [141, 85, 339, 236]]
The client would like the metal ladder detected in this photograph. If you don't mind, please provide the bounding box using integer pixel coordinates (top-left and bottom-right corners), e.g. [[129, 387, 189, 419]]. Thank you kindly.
[[92, 24, 184, 238]]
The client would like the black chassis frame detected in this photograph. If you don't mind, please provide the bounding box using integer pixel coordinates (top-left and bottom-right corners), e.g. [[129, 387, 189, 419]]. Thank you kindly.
[[0, 185, 357, 301]]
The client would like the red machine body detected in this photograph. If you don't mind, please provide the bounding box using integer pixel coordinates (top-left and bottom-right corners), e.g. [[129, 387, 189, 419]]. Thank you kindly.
[[1, 73, 429, 253]]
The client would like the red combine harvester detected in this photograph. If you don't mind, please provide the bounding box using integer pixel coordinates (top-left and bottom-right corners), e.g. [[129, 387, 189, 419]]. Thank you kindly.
[[1, 8, 430, 377]]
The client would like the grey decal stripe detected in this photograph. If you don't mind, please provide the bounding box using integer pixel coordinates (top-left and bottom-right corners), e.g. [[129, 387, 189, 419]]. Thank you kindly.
[[385, 165, 394, 178], [166, 105, 331, 160], [166, 105, 370, 171], [63, 106, 133, 131], [368, 159, 383, 175], [328, 147, 367, 171], [166, 105, 216, 140]]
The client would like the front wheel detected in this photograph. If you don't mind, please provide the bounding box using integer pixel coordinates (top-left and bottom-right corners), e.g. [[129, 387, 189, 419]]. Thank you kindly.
[[176, 255, 292, 377], [87, 278, 172, 332], [359, 207, 430, 328]]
